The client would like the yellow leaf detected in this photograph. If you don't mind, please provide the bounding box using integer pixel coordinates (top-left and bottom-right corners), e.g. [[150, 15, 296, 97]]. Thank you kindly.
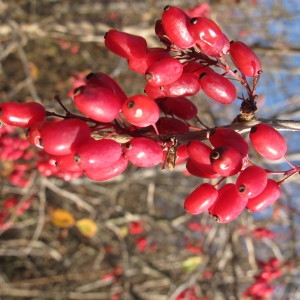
[[182, 256, 202, 272], [76, 218, 97, 238], [51, 209, 75, 228], [119, 226, 128, 237], [28, 62, 39, 81]]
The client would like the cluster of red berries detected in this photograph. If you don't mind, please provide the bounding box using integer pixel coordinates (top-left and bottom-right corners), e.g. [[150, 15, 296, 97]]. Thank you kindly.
[[0, 195, 32, 230], [0, 5, 298, 223], [183, 125, 286, 223], [0, 125, 34, 187], [243, 257, 283, 299]]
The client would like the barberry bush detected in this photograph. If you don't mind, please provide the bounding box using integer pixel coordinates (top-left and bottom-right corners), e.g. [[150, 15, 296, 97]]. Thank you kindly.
[[0, 1, 299, 299]]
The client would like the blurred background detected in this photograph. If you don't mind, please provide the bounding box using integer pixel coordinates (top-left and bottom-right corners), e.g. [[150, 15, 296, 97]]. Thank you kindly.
[[0, 0, 300, 299]]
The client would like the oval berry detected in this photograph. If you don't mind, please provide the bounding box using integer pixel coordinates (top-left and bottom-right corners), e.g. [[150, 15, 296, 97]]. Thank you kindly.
[[249, 123, 287, 160], [161, 6, 196, 49], [145, 57, 183, 87], [104, 29, 147, 59], [0, 102, 46, 128], [124, 137, 162, 168], [122, 94, 160, 127], [158, 96, 198, 120], [199, 72, 237, 104], [184, 183, 218, 215], [229, 41, 262, 77], [210, 146, 243, 176], [235, 165, 268, 198], [187, 140, 212, 165], [84, 155, 128, 182], [156, 117, 189, 134], [209, 127, 249, 158], [161, 72, 201, 97], [186, 159, 220, 179], [40, 118, 91, 156], [209, 183, 248, 223], [85, 72, 127, 105], [128, 47, 170, 75], [188, 17, 230, 57], [74, 85, 122, 123], [75, 138, 123, 170], [246, 179, 281, 212]]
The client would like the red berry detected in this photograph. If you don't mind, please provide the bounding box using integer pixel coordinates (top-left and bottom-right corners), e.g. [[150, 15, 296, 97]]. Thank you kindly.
[[85, 72, 127, 105], [158, 96, 198, 120], [74, 85, 122, 123], [145, 57, 183, 87], [187, 140, 212, 165], [124, 137, 162, 168], [128, 47, 170, 74], [161, 6, 195, 49], [122, 94, 160, 127], [75, 138, 122, 170], [104, 29, 147, 59], [229, 41, 262, 77], [209, 183, 248, 223], [144, 83, 166, 99], [156, 117, 189, 134], [235, 165, 268, 198], [209, 127, 249, 157], [210, 146, 243, 176], [246, 179, 281, 212], [183, 61, 214, 77], [161, 72, 201, 97], [184, 183, 218, 215], [249, 123, 287, 160], [0, 102, 46, 128], [84, 155, 128, 182], [199, 72, 237, 104], [40, 118, 91, 156], [188, 17, 229, 57], [55, 153, 83, 173], [26, 121, 45, 148], [186, 158, 220, 179]]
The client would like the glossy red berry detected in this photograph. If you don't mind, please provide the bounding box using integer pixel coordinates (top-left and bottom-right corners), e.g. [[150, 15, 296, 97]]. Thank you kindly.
[[246, 179, 281, 212], [84, 155, 128, 182], [229, 41, 262, 77], [199, 72, 237, 104], [210, 146, 243, 176], [73, 85, 122, 122], [186, 158, 220, 179], [55, 153, 83, 173], [144, 83, 166, 99], [184, 183, 218, 215], [85, 72, 127, 105], [104, 29, 147, 59], [0, 102, 46, 128], [235, 165, 268, 198], [122, 94, 160, 127], [161, 6, 196, 49], [188, 17, 230, 57], [75, 138, 123, 170], [145, 57, 183, 87], [161, 72, 201, 97], [209, 127, 249, 157], [209, 183, 248, 223], [124, 137, 162, 168], [187, 140, 212, 165], [40, 118, 91, 156], [128, 47, 170, 75], [249, 123, 287, 160]]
